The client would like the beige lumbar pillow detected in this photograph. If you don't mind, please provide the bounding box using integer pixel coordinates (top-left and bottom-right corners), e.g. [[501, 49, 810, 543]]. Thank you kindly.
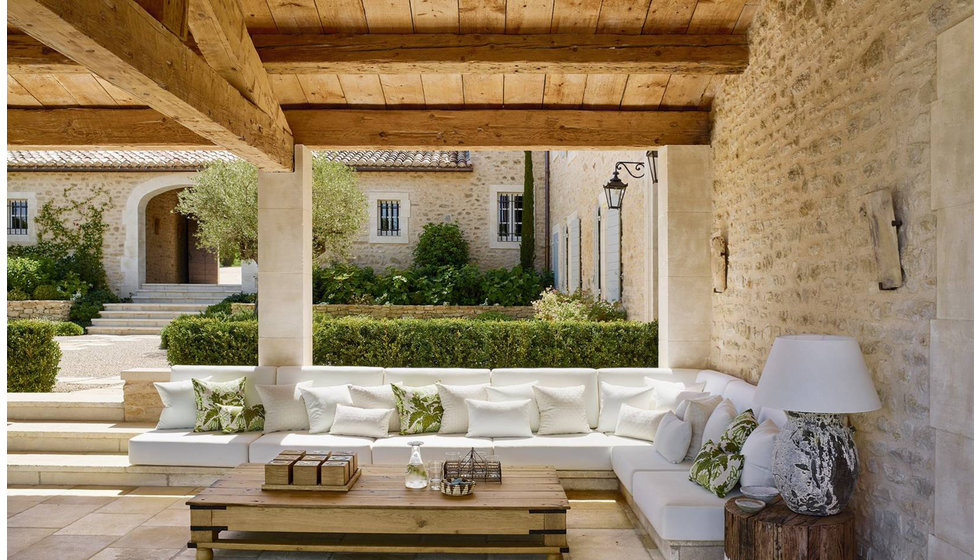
[[532, 385, 590, 435], [614, 404, 669, 442]]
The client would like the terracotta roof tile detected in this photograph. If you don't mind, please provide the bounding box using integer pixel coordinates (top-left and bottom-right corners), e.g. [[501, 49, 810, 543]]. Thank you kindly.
[[6, 150, 472, 172]]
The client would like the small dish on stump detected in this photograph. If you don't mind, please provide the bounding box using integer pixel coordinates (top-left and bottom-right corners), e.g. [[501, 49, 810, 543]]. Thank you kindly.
[[440, 478, 475, 496], [734, 497, 766, 514], [740, 486, 780, 503]]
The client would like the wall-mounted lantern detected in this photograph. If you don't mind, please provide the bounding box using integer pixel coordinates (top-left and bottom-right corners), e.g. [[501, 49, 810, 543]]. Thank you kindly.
[[602, 160, 649, 210]]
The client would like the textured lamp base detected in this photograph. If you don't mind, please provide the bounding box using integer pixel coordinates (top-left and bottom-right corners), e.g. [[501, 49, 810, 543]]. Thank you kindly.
[[772, 412, 857, 516]]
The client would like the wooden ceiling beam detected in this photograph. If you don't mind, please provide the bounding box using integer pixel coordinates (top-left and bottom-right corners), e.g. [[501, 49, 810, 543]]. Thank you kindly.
[[8, 32, 749, 75], [8, 107, 711, 149], [7, 0, 293, 170]]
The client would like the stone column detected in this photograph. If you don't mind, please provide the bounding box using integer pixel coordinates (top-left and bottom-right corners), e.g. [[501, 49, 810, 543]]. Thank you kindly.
[[257, 145, 313, 366], [657, 145, 712, 369], [928, 16, 973, 560]]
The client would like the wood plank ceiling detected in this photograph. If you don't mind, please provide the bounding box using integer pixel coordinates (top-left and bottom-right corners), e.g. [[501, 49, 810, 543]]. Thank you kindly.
[[8, 0, 756, 112]]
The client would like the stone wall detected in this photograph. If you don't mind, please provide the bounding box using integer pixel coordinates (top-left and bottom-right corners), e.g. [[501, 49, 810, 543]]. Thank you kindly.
[[548, 150, 654, 320], [7, 300, 73, 321], [232, 302, 534, 319], [709, 1, 972, 558], [347, 151, 548, 272]]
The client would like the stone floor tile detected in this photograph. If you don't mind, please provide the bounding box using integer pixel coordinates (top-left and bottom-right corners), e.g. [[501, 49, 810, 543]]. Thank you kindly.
[[56, 512, 154, 536], [88, 548, 183, 560], [7, 503, 104, 528], [7, 496, 48, 517], [128, 487, 199, 496], [109, 526, 191, 549], [7, 527, 57, 556], [96, 496, 182, 515], [566, 528, 653, 560], [567, 493, 632, 529], [8, 534, 117, 560], [43, 494, 121, 507], [212, 548, 263, 557], [144, 507, 191, 527], [257, 553, 335, 559]]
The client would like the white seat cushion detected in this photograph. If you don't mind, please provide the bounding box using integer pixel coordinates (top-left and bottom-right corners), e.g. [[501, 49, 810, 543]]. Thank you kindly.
[[597, 368, 700, 387], [720, 380, 757, 414], [384, 368, 491, 386], [276, 366, 384, 387], [492, 432, 646, 470], [248, 432, 374, 464], [632, 470, 741, 541], [611, 444, 691, 494], [370, 434, 493, 464], [491, 368, 599, 428], [129, 430, 262, 467], [695, 370, 739, 396]]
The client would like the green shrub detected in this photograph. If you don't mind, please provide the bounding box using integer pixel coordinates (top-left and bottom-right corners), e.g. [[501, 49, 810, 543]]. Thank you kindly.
[[202, 292, 257, 317], [532, 289, 627, 322], [70, 289, 120, 325], [313, 264, 377, 304], [472, 311, 520, 321], [413, 222, 469, 268], [417, 264, 484, 305], [7, 256, 55, 295], [7, 289, 29, 301], [52, 321, 85, 336], [482, 266, 552, 306], [374, 268, 422, 305], [165, 316, 657, 368], [7, 319, 61, 392], [32, 284, 63, 300]]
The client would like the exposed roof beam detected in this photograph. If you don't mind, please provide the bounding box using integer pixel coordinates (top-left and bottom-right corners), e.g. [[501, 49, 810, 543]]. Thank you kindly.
[[8, 108, 712, 149], [8, 32, 749, 75], [7, 0, 293, 170]]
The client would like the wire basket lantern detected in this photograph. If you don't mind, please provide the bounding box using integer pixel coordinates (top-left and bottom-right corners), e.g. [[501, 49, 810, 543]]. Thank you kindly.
[[443, 447, 502, 483]]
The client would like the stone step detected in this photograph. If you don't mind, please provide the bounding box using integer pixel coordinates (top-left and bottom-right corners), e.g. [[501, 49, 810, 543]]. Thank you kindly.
[[131, 295, 229, 303], [141, 283, 243, 291], [8, 391, 124, 422], [135, 290, 241, 298], [7, 453, 229, 487], [7, 421, 155, 453], [87, 326, 165, 335], [90, 318, 174, 327], [99, 310, 190, 319], [103, 303, 207, 312]]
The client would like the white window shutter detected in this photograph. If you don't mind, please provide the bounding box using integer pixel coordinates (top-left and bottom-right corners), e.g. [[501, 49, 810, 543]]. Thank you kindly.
[[551, 232, 560, 287], [593, 208, 602, 297], [568, 217, 581, 292], [603, 208, 621, 301]]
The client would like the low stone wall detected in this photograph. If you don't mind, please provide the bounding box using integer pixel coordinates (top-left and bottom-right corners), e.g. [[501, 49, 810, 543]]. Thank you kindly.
[[230, 303, 535, 319], [7, 300, 73, 321], [121, 368, 169, 423]]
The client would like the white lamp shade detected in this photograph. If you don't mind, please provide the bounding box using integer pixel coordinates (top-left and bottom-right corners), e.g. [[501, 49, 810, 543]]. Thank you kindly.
[[755, 335, 882, 413]]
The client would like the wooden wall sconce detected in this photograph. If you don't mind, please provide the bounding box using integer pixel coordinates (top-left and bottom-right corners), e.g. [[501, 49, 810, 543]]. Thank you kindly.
[[711, 235, 728, 293], [859, 189, 904, 290]]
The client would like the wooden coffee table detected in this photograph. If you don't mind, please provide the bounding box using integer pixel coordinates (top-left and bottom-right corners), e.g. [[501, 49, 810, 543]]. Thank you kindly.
[[187, 464, 569, 559]]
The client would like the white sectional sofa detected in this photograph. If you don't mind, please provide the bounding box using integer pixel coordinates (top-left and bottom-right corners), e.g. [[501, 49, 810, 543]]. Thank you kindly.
[[129, 365, 785, 560]]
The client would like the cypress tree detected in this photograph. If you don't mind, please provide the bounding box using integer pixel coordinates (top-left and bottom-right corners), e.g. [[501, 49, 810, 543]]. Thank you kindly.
[[520, 151, 535, 269]]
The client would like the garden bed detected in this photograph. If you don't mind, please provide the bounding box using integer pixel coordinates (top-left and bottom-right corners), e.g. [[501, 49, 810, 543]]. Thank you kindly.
[[230, 302, 534, 319]]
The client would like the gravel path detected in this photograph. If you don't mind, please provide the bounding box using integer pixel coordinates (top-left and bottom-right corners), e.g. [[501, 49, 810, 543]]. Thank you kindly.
[[54, 334, 169, 392]]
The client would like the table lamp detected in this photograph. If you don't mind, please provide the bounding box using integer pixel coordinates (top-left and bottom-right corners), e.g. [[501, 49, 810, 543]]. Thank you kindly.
[[755, 334, 882, 516]]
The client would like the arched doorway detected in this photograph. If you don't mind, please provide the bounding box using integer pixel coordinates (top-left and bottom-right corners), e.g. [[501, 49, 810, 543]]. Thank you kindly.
[[143, 188, 217, 284]]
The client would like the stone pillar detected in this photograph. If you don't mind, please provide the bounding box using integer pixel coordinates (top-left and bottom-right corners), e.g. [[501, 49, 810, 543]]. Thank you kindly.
[[928, 16, 973, 560], [257, 145, 313, 366], [657, 146, 712, 368]]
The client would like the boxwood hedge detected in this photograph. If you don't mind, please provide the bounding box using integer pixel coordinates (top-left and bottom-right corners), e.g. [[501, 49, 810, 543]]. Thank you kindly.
[[8, 319, 62, 392], [163, 316, 658, 368]]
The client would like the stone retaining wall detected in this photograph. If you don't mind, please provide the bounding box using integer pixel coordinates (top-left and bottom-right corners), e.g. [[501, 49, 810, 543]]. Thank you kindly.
[[230, 303, 535, 319], [121, 368, 169, 423], [7, 300, 73, 321]]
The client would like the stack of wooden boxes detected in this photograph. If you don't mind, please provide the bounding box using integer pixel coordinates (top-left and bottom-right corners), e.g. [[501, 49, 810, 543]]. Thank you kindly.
[[264, 450, 360, 490]]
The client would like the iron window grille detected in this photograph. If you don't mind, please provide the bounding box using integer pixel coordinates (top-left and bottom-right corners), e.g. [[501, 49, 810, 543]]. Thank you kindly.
[[7, 199, 28, 236], [377, 200, 401, 236], [497, 193, 523, 242]]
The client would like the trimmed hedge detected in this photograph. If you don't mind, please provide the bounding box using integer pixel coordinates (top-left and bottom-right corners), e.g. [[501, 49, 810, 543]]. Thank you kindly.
[[8, 320, 62, 392], [53, 321, 85, 336], [163, 316, 658, 368]]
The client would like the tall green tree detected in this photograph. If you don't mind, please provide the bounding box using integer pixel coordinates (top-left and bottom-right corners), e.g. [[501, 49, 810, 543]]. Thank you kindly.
[[176, 156, 367, 265], [520, 151, 536, 270]]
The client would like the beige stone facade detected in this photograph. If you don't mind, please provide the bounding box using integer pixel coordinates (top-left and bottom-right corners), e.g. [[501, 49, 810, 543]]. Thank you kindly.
[[7, 300, 72, 321], [710, 1, 973, 558]]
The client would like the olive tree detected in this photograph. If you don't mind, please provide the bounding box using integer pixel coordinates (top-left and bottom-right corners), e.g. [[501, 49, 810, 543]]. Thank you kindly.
[[176, 156, 367, 265]]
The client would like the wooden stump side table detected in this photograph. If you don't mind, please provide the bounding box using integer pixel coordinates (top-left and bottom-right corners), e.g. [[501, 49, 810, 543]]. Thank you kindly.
[[724, 497, 856, 560]]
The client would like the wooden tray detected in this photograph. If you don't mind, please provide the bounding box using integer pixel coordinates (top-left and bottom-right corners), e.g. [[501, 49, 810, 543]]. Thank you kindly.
[[262, 468, 361, 492]]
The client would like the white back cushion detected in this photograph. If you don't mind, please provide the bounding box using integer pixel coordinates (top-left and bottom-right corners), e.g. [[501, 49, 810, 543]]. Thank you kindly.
[[384, 368, 491, 386], [695, 370, 739, 395], [170, 365, 275, 407], [491, 368, 599, 428], [721, 380, 757, 414], [758, 407, 788, 428], [597, 368, 700, 387], [277, 366, 383, 387]]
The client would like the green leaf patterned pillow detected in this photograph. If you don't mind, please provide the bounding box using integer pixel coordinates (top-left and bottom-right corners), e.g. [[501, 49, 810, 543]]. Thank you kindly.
[[217, 404, 265, 433], [391, 384, 443, 435], [689, 440, 745, 498], [193, 377, 247, 432], [719, 410, 758, 453]]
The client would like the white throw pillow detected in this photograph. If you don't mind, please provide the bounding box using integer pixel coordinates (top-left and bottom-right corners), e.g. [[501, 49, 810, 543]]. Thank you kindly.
[[532, 385, 590, 435], [299, 385, 353, 434], [256, 381, 314, 433], [645, 378, 706, 410], [487, 383, 540, 432], [702, 398, 738, 445], [653, 412, 693, 464], [673, 391, 712, 418], [154, 377, 211, 429], [465, 399, 533, 438], [437, 383, 489, 434], [741, 419, 780, 487], [682, 395, 723, 460], [597, 382, 656, 433], [329, 404, 393, 438], [349, 384, 399, 433], [614, 404, 669, 442]]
